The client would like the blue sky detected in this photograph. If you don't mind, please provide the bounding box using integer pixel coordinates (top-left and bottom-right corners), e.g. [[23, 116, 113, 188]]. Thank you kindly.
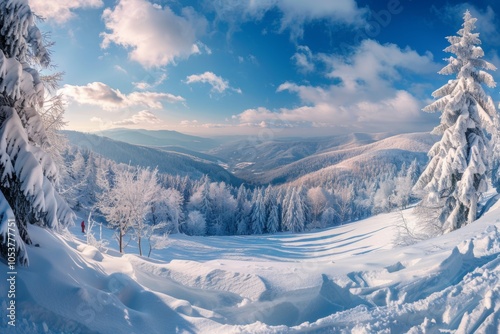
[[30, 0, 500, 137]]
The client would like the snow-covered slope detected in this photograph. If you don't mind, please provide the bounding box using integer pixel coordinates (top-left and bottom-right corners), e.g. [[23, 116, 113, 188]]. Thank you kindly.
[[2, 203, 500, 333]]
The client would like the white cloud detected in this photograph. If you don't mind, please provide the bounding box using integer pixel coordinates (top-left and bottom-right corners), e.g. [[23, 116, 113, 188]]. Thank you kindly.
[[114, 65, 128, 74], [292, 45, 315, 73], [179, 120, 229, 129], [210, 0, 367, 39], [113, 110, 161, 126], [60, 82, 185, 110], [237, 54, 259, 65], [29, 0, 103, 23], [238, 91, 423, 131], [186, 71, 242, 94], [236, 40, 440, 132], [180, 120, 199, 126], [320, 39, 438, 94], [133, 73, 167, 90], [101, 0, 207, 68]]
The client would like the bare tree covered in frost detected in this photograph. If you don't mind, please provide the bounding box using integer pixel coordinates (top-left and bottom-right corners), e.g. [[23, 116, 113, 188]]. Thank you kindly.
[[0, 0, 73, 264], [413, 11, 498, 233], [98, 166, 162, 255]]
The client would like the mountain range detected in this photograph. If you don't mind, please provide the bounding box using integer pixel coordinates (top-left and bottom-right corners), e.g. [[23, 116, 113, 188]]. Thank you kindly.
[[64, 128, 438, 186]]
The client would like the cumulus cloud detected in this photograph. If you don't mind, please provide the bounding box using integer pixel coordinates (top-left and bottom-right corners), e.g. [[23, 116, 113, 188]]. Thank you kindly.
[[113, 110, 161, 126], [236, 40, 440, 133], [101, 0, 207, 68], [292, 45, 315, 73], [320, 39, 438, 94], [186, 71, 242, 94], [210, 0, 367, 39], [60, 82, 185, 110], [238, 91, 423, 132], [29, 0, 103, 23]]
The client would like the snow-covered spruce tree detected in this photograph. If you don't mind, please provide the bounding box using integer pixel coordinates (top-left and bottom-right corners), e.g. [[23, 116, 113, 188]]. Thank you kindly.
[[250, 190, 266, 234], [413, 11, 497, 233], [235, 184, 250, 235], [0, 0, 73, 264], [282, 188, 305, 233]]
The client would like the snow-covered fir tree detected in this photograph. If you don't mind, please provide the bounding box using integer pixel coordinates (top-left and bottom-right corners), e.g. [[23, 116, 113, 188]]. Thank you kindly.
[[491, 113, 500, 192], [264, 186, 280, 234], [413, 11, 498, 233], [266, 204, 280, 234], [236, 184, 250, 235], [282, 188, 305, 233], [250, 189, 266, 234], [0, 0, 73, 264]]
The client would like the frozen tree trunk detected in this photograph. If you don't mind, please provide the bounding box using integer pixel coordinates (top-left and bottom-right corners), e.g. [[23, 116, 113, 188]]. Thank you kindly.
[[119, 226, 124, 254], [138, 236, 142, 256]]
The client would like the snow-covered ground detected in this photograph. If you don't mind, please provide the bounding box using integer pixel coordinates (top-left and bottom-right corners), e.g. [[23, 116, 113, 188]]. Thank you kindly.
[[2, 204, 500, 333]]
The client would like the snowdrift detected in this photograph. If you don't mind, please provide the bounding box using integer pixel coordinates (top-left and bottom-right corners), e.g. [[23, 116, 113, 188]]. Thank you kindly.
[[1, 205, 500, 333]]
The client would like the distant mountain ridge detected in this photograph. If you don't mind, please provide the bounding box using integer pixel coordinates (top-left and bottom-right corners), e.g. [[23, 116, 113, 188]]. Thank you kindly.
[[92, 128, 218, 151], [209, 132, 438, 184], [62, 130, 241, 185], [63, 129, 437, 187]]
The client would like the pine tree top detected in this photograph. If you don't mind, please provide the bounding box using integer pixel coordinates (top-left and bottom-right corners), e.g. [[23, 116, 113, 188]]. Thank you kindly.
[[436, 10, 496, 86]]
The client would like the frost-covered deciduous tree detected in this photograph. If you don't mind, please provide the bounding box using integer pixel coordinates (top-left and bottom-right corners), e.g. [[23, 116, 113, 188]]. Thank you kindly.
[[185, 210, 206, 236], [373, 180, 395, 213], [321, 207, 337, 228], [392, 162, 418, 209], [208, 182, 237, 235], [85, 212, 109, 252], [98, 166, 162, 255], [307, 186, 327, 224], [0, 0, 73, 264], [145, 222, 169, 258], [148, 187, 183, 234], [414, 11, 498, 233], [334, 186, 353, 223], [188, 175, 212, 230]]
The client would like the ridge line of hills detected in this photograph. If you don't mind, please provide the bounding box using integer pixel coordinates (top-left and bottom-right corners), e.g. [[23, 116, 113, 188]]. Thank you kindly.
[[64, 128, 438, 187]]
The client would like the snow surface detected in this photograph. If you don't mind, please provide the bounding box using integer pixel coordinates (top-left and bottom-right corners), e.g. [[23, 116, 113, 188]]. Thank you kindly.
[[1, 205, 500, 333]]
